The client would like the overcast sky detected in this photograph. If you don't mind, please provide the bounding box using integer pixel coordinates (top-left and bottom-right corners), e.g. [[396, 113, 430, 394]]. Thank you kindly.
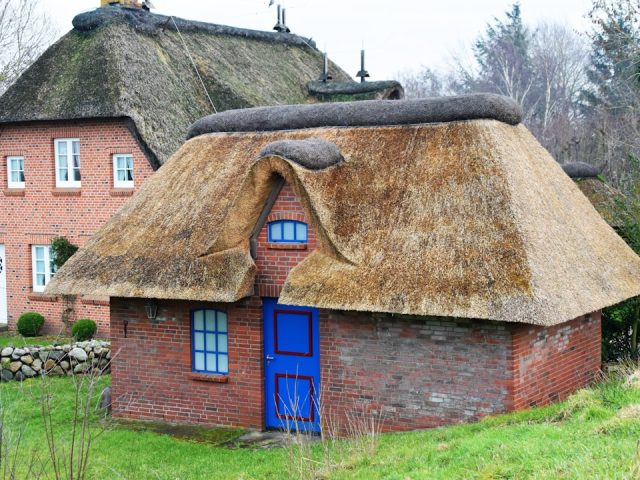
[[43, 0, 594, 81]]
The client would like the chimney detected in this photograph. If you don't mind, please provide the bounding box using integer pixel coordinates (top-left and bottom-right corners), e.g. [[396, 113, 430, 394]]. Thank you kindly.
[[273, 4, 291, 33], [100, 0, 144, 9]]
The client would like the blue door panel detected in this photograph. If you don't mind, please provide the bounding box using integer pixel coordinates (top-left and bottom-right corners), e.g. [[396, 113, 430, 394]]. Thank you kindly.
[[264, 298, 320, 432]]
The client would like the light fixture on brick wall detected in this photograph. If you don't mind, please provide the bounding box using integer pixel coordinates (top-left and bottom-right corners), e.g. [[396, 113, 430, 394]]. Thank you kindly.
[[145, 299, 158, 323]]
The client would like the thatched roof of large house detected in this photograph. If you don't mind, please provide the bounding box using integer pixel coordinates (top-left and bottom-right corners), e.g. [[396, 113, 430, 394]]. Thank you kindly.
[[46, 94, 640, 326], [562, 162, 629, 228], [0, 6, 395, 167]]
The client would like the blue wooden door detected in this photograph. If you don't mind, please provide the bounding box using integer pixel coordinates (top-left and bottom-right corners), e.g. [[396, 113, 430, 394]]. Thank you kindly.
[[263, 298, 320, 433]]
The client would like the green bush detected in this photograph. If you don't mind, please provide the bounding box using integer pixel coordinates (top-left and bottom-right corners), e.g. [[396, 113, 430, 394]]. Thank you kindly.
[[72, 319, 97, 341], [51, 236, 79, 269], [17, 312, 45, 337]]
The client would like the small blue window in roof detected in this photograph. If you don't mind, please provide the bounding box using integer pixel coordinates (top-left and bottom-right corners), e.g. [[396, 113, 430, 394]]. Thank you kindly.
[[268, 220, 308, 243]]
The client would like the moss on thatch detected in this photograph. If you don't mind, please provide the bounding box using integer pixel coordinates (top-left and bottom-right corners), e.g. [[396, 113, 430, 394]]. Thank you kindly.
[[0, 7, 362, 166], [46, 101, 640, 326]]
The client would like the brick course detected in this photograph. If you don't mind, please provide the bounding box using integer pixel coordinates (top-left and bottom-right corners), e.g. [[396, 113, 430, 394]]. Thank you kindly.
[[109, 179, 602, 432], [0, 119, 154, 334]]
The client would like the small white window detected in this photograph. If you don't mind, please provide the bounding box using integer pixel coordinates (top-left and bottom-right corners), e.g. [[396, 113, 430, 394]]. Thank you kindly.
[[7, 156, 25, 188], [54, 139, 81, 188], [32, 245, 56, 293], [113, 154, 134, 188]]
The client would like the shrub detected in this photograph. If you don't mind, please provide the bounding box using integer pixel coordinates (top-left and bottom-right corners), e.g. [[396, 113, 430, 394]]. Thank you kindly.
[[51, 236, 79, 269], [72, 319, 97, 341], [17, 312, 45, 337]]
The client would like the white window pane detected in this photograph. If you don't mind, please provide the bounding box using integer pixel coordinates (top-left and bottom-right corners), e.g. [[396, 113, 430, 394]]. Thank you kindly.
[[126, 156, 133, 170], [73, 169, 81, 181], [217, 312, 227, 332], [57, 142, 67, 155], [218, 334, 228, 353], [283, 221, 295, 240], [194, 332, 204, 350], [194, 352, 205, 371], [126, 169, 133, 181], [118, 170, 127, 181], [36, 260, 45, 274], [117, 156, 126, 169], [218, 355, 228, 373], [193, 311, 204, 330], [296, 223, 307, 241], [11, 172, 20, 183], [72, 141, 80, 155], [73, 155, 80, 169], [205, 333, 216, 352], [35, 247, 44, 261], [270, 223, 282, 241], [36, 274, 45, 286], [206, 353, 217, 372], [205, 310, 215, 331]]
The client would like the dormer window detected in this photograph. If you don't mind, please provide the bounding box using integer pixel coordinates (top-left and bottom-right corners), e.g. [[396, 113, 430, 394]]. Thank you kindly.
[[7, 156, 25, 189], [268, 220, 308, 243], [55, 139, 81, 188]]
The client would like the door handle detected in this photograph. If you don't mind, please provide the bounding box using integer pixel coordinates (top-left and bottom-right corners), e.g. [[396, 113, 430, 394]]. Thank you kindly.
[[266, 354, 275, 361]]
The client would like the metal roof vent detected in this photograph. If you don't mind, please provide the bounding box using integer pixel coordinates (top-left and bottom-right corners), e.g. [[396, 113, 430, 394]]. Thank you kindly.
[[273, 5, 291, 33]]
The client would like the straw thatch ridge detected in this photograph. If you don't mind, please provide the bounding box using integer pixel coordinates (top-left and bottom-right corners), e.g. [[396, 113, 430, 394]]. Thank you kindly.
[[73, 6, 317, 48], [46, 116, 640, 326], [307, 80, 404, 101], [562, 162, 601, 178], [187, 94, 523, 137], [259, 139, 344, 170], [0, 7, 361, 166]]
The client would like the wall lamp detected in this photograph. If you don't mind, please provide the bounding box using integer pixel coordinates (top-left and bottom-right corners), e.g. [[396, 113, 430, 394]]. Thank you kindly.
[[144, 299, 159, 323]]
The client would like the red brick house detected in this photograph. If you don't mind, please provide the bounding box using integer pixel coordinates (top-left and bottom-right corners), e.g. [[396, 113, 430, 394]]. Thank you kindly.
[[48, 94, 639, 432], [0, 3, 401, 334]]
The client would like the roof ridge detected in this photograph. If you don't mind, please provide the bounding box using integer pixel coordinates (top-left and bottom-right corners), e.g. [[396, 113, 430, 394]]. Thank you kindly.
[[187, 94, 523, 137], [72, 7, 317, 48]]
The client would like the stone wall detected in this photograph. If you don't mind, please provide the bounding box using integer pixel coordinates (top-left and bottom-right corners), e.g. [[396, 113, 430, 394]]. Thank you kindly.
[[0, 340, 110, 381]]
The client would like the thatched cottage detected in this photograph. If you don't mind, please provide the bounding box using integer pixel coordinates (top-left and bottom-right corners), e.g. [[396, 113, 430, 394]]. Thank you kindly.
[[47, 94, 640, 433], [0, 1, 401, 333]]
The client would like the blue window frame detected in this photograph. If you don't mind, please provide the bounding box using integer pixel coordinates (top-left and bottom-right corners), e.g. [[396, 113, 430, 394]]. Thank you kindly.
[[191, 309, 228, 374], [268, 220, 308, 243]]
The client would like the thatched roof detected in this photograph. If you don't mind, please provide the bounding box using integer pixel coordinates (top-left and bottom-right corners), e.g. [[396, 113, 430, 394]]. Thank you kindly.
[[46, 95, 640, 326], [0, 6, 397, 166]]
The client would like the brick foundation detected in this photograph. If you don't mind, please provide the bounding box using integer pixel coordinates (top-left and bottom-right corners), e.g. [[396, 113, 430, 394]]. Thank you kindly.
[[0, 119, 154, 334]]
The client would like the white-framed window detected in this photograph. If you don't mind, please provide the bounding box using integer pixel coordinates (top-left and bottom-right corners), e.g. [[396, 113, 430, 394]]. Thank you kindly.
[[54, 139, 81, 188], [31, 245, 56, 293], [112, 154, 134, 188], [7, 156, 25, 188]]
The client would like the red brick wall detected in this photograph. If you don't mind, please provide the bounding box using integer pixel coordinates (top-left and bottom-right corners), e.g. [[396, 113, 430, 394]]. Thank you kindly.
[[508, 312, 601, 409], [254, 182, 316, 298], [110, 297, 265, 428], [0, 119, 155, 335], [320, 312, 512, 432]]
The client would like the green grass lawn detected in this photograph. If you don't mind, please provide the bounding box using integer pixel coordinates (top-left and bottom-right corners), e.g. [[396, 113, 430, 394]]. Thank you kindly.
[[1, 371, 639, 479], [0, 333, 73, 348]]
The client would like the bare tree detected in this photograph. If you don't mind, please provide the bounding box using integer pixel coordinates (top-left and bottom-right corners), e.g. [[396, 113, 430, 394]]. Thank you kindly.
[[0, 0, 55, 95], [396, 67, 448, 99], [528, 22, 590, 163]]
